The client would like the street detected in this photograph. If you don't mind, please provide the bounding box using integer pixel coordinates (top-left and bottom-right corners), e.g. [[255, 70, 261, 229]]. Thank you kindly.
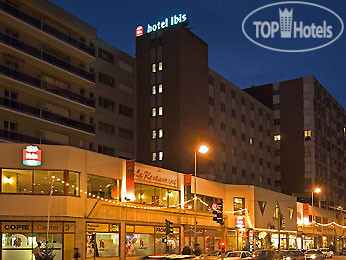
[[332, 256, 346, 260]]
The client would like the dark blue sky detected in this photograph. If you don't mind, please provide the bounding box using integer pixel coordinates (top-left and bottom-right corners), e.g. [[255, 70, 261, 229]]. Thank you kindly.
[[51, 0, 346, 107]]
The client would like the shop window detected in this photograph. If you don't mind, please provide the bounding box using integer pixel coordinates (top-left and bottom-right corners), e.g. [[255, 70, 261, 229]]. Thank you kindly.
[[1, 169, 32, 193], [125, 228, 154, 256], [34, 170, 64, 195], [233, 197, 245, 215], [87, 174, 121, 200]]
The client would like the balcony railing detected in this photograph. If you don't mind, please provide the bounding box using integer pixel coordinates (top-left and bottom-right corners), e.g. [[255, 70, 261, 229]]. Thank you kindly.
[[0, 97, 95, 134], [0, 65, 95, 108], [0, 0, 95, 56], [0, 129, 59, 144], [0, 32, 95, 82]]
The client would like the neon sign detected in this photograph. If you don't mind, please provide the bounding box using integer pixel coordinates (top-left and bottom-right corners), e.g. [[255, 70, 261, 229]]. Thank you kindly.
[[235, 216, 245, 228], [23, 145, 41, 166], [136, 14, 187, 37]]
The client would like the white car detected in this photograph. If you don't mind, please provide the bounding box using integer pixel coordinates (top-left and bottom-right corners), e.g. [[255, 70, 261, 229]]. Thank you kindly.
[[224, 251, 251, 260], [319, 248, 333, 258]]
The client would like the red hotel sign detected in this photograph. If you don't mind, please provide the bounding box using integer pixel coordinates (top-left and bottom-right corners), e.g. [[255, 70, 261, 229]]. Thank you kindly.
[[23, 145, 41, 166]]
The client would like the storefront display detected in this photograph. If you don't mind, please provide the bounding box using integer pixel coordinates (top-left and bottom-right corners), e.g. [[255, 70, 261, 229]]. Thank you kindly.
[[184, 226, 221, 254], [86, 222, 119, 258], [125, 224, 180, 256], [0, 221, 75, 260]]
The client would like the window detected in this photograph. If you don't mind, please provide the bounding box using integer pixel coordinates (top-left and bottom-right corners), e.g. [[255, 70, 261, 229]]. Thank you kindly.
[[259, 125, 263, 132], [231, 90, 236, 99], [152, 130, 157, 139], [98, 48, 114, 64], [241, 115, 246, 123], [233, 197, 245, 214], [241, 133, 246, 141], [158, 106, 163, 116], [158, 61, 163, 71], [152, 108, 156, 117], [259, 175, 263, 183], [98, 145, 114, 156], [221, 103, 226, 112], [152, 85, 156, 95], [259, 108, 262, 116], [273, 104, 280, 110], [231, 147, 236, 155], [158, 129, 163, 138], [152, 152, 157, 161], [266, 113, 270, 120], [220, 83, 226, 93], [274, 165, 280, 172], [119, 104, 133, 118], [209, 97, 214, 106], [231, 109, 236, 118], [267, 146, 271, 153], [232, 167, 237, 174], [119, 128, 133, 140], [158, 151, 164, 161], [250, 103, 254, 111], [98, 72, 114, 88], [259, 142, 263, 149], [98, 96, 114, 111], [267, 161, 271, 169], [241, 151, 246, 160], [208, 75, 214, 85], [4, 120, 16, 132], [221, 123, 226, 131], [259, 158, 263, 166], [304, 130, 312, 141], [209, 117, 214, 126], [249, 138, 254, 145], [267, 129, 271, 137], [232, 128, 236, 136], [1, 169, 79, 196], [221, 143, 226, 151], [241, 96, 246, 105], [273, 89, 280, 95], [98, 122, 114, 135], [241, 169, 246, 177], [87, 174, 121, 200], [250, 155, 255, 163], [158, 84, 163, 93], [119, 60, 134, 74], [274, 119, 280, 125], [267, 178, 271, 185], [250, 120, 254, 128], [274, 134, 281, 141]]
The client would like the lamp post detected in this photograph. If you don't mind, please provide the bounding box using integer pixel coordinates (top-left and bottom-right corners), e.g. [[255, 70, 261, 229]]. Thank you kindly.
[[312, 187, 321, 249], [194, 144, 209, 255]]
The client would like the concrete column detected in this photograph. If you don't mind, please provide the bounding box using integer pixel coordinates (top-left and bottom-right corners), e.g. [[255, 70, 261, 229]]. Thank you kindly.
[[75, 218, 86, 259], [120, 221, 126, 260]]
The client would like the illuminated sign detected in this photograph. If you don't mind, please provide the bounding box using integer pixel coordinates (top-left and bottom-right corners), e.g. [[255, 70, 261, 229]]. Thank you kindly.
[[136, 13, 188, 36], [235, 216, 245, 228], [23, 145, 41, 166]]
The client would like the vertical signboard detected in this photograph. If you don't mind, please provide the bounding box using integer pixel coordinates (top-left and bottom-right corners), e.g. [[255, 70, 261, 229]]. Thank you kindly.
[[184, 174, 192, 209], [126, 160, 135, 200]]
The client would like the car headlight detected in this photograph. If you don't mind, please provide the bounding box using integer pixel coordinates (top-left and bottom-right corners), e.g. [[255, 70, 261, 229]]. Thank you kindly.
[[310, 255, 316, 259], [330, 252, 333, 255], [285, 257, 291, 260]]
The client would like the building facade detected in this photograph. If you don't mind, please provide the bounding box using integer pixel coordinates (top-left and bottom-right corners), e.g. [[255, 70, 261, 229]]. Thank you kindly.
[[245, 76, 346, 208], [2, 143, 340, 260], [136, 25, 278, 190]]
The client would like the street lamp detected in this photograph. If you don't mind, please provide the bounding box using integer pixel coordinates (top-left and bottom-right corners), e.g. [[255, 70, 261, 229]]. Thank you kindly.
[[311, 187, 321, 249], [194, 144, 209, 255]]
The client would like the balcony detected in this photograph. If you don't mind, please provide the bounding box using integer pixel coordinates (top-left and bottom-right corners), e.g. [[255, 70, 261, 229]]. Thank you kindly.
[[0, 129, 58, 144], [0, 97, 95, 134], [0, 65, 95, 108], [0, 32, 95, 83], [0, 0, 95, 57]]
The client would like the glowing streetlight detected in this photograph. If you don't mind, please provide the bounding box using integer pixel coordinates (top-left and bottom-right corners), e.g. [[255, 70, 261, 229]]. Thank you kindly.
[[314, 187, 321, 194], [194, 144, 209, 254], [311, 187, 322, 248]]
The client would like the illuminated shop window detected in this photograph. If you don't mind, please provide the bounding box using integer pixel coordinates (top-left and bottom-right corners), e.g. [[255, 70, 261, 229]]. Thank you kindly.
[[274, 134, 281, 141], [158, 84, 163, 93], [304, 130, 312, 141], [152, 152, 157, 162], [158, 151, 164, 161], [158, 61, 163, 71], [152, 85, 156, 95], [152, 108, 156, 117], [233, 197, 245, 215], [158, 129, 163, 138], [158, 106, 163, 116], [152, 63, 156, 73], [87, 174, 121, 200]]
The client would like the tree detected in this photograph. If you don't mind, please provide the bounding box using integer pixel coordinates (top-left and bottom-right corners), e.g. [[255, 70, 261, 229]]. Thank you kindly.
[[40, 242, 56, 260]]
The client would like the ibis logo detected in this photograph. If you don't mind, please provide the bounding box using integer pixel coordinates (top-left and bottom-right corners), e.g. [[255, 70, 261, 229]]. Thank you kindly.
[[242, 2, 344, 52]]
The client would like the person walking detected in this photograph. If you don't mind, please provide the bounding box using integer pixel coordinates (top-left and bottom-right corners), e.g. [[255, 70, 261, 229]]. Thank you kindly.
[[73, 248, 81, 259], [182, 245, 192, 255], [32, 242, 42, 260]]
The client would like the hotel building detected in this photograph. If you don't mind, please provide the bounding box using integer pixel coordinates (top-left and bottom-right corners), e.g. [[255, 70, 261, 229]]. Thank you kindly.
[[136, 25, 278, 191], [245, 76, 346, 208]]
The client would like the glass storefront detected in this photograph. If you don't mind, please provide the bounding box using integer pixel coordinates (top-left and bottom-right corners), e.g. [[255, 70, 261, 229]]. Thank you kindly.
[[1, 169, 80, 196], [227, 229, 249, 251], [184, 226, 221, 254], [86, 222, 119, 258], [0, 221, 75, 260], [87, 174, 121, 200], [125, 225, 180, 256]]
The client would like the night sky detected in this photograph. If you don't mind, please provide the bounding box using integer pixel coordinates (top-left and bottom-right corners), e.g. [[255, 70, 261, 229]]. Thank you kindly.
[[50, 0, 346, 107]]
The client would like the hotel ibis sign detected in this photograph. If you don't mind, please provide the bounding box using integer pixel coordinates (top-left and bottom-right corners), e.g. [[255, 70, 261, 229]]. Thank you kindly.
[[23, 145, 41, 166], [136, 13, 188, 37]]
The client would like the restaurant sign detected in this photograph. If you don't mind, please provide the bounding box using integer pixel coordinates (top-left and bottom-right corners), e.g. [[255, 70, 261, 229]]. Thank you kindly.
[[23, 145, 41, 166], [134, 166, 178, 188]]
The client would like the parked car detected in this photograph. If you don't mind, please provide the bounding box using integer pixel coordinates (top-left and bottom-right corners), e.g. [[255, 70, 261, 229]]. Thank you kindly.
[[281, 250, 304, 260], [319, 248, 333, 258], [251, 250, 281, 260], [225, 251, 251, 260], [304, 250, 324, 260], [142, 255, 197, 260]]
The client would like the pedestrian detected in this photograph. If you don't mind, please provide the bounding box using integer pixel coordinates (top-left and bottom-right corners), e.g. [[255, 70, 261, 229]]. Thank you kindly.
[[32, 242, 42, 260], [73, 248, 81, 260], [182, 245, 192, 255]]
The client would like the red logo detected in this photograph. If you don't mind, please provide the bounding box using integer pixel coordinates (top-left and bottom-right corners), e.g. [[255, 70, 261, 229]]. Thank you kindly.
[[23, 145, 41, 166], [235, 216, 245, 228], [136, 26, 144, 37]]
